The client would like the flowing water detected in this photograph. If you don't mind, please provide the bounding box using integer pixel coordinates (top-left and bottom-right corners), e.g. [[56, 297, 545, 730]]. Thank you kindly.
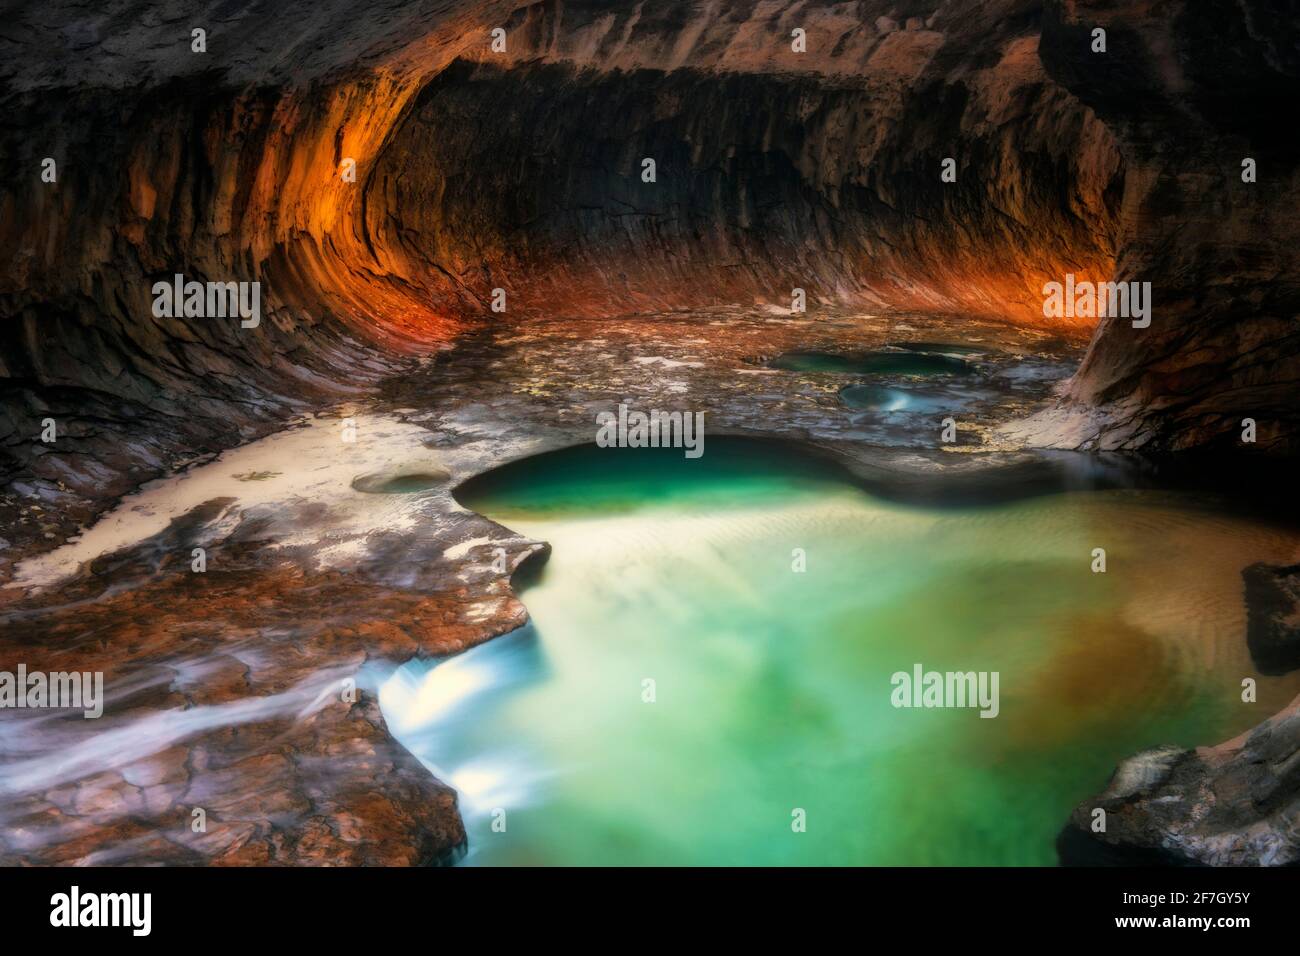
[[839, 384, 955, 412], [381, 439, 1300, 866]]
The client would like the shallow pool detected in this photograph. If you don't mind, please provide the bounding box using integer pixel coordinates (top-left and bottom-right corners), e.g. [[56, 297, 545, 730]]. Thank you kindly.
[[381, 439, 1300, 865], [768, 350, 973, 376]]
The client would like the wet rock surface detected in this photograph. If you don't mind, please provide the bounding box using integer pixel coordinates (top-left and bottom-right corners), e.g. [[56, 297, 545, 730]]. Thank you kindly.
[[1064, 552, 1300, 866], [1, 304, 1297, 867], [0, 307, 1081, 865], [1059, 693, 1300, 867]]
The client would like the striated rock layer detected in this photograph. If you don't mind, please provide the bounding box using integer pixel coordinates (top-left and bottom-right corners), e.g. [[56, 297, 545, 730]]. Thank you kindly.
[[1, 0, 518, 563], [375, 1, 1121, 325], [2, 2, 1297, 534], [3, 0, 1126, 553], [1032, 0, 1300, 452], [6, 0, 1297, 531]]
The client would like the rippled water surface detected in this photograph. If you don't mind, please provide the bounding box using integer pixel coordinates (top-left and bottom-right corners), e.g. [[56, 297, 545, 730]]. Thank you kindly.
[[382, 440, 1300, 865]]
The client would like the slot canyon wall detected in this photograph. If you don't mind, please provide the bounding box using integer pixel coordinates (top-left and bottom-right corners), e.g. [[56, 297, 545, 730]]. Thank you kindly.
[[3, 1, 1298, 562], [371, 3, 1121, 325], [0, 0, 1116, 565], [1034, 0, 1300, 452], [0, 0, 517, 564]]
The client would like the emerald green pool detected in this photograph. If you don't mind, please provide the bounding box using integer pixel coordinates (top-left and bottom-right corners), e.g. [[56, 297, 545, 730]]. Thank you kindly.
[[768, 350, 973, 376], [381, 439, 1300, 866]]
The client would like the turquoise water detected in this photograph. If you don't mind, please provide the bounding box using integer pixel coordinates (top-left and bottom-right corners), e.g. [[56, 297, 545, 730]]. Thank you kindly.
[[382, 440, 1300, 866], [768, 350, 973, 376]]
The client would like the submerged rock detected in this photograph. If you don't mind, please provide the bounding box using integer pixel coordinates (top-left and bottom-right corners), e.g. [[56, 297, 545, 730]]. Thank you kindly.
[[1243, 562, 1300, 675], [352, 469, 451, 494]]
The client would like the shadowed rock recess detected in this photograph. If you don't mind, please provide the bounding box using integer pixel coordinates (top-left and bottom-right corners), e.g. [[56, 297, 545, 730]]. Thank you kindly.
[[0, 1, 1297, 865]]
